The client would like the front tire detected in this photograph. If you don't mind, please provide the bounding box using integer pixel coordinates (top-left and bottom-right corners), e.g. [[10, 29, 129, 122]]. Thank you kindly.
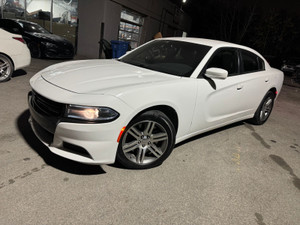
[[28, 42, 41, 58], [0, 54, 14, 82], [116, 110, 176, 169], [249, 91, 275, 125]]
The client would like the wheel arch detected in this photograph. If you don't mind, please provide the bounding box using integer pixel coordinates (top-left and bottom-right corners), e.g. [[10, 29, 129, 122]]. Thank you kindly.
[[268, 87, 279, 100], [269, 87, 277, 96], [255, 87, 277, 110], [128, 105, 179, 134], [0, 52, 15, 70]]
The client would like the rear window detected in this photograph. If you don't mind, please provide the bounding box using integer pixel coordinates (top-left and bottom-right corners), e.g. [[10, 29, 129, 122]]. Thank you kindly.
[[241, 50, 265, 73]]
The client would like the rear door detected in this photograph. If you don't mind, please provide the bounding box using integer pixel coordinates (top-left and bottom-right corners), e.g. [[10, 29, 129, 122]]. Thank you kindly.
[[237, 49, 270, 112]]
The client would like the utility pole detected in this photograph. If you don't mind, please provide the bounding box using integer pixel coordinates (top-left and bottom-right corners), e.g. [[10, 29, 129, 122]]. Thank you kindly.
[[50, 0, 53, 33]]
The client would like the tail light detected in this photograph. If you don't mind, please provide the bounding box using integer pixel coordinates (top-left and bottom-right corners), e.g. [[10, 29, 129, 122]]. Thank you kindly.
[[13, 37, 26, 44]]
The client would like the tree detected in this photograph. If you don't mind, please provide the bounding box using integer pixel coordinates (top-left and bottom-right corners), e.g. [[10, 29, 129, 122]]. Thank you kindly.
[[250, 9, 299, 57]]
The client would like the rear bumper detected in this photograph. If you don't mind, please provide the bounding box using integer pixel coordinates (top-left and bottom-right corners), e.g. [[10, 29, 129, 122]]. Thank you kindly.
[[12, 47, 31, 70]]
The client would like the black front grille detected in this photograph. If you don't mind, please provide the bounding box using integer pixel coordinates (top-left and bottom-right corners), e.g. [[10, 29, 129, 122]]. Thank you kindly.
[[28, 91, 65, 133], [31, 91, 65, 117], [31, 117, 54, 144]]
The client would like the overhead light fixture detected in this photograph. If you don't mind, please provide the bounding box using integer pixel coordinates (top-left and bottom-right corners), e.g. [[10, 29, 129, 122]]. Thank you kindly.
[[182, 0, 187, 3]]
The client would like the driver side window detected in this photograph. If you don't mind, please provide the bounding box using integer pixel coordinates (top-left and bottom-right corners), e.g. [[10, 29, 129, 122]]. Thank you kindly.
[[207, 49, 238, 76]]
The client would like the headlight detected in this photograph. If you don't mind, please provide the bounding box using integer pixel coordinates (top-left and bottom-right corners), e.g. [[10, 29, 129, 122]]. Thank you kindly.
[[65, 105, 119, 122]]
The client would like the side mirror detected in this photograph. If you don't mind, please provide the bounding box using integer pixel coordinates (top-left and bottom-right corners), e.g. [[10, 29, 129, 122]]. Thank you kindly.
[[205, 67, 228, 79]]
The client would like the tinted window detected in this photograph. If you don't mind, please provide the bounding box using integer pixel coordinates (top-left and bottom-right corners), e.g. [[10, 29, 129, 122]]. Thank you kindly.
[[257, 57, 265, 70], [241, 50, 265, 73], [0, 20, 21, 34], [120, 40, 211, 77], [206, 48, 238, 76], [17, 21, 50, 34], [9, 21, 22, 34], [0, 20, 10, 32]]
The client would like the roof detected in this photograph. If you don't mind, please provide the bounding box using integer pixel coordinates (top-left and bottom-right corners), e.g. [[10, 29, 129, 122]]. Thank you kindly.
[[0, 18, 37, 25], [164, 37, 232, 46], [161, 37, 263, 58], [164, 36, 255, 49]]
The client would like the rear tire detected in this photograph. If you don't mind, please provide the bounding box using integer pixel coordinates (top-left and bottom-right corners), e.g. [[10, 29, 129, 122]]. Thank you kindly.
[[0, 54, 14, 82], [249, 91, 275, 125], [116, 110, 176, 169]]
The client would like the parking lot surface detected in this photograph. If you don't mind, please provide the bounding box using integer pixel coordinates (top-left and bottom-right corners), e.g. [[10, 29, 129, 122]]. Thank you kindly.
[[0, 58, 300, 225]]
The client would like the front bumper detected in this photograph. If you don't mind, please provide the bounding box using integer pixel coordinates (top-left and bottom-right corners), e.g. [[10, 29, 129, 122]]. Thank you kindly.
[[42, 42, 74, 59], [28, 116, 119, 164], [28, 91, 123, 165]]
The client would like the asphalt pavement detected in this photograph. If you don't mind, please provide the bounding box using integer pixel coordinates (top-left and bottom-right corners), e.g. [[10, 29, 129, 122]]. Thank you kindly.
[[0, 58, 299, 225]]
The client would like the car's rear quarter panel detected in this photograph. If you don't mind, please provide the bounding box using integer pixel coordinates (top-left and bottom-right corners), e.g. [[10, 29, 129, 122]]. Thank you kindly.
[[0, 36, 31, 70]]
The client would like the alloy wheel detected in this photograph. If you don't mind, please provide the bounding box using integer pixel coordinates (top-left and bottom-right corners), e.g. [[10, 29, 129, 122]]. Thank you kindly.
[[121, 120, 169, 165], [0, 56, 12, 82], [259, 97, 273, 122]]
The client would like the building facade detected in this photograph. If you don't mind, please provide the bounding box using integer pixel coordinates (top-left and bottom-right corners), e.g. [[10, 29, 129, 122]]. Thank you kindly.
[[77, 0, 191, 58], [0, 0, 78, 47], [0, 0, 191, 58]]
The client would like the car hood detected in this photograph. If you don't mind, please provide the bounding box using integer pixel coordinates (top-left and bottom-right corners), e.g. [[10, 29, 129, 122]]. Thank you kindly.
[[39, 59, 179, 95], [26, 32, 70, 44]]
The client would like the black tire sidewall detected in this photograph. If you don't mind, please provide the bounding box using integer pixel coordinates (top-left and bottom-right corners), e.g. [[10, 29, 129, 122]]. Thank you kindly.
[[252, 91, 275, 125], [116, 110, 176, 169]]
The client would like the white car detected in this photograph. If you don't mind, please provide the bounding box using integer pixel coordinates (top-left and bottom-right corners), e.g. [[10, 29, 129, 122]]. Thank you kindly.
[[28, 38, 284, 169], [0, 28, 31, 82]]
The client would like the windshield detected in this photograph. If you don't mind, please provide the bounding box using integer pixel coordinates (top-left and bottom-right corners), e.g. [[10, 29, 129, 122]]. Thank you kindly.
[[17, 21, 50, 34], [120, 40, 211, 77]]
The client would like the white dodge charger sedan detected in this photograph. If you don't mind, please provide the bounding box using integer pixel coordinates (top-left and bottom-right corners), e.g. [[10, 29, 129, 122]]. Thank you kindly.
[[0, 28, 31, 82], [28, 38, 283, 169]]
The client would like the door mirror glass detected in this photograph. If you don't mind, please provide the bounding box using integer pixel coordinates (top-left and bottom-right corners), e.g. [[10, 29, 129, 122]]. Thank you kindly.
[[205, 67, 228, 79]]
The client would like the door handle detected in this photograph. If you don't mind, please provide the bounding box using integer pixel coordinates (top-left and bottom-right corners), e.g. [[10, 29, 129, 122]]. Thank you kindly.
[[265, 78, 269, 82], [237, 84, 243, 90]]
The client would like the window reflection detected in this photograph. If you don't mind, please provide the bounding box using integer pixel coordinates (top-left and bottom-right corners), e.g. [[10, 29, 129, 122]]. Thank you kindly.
[[1, 0, 78, 46], [53, 0, 78, 46], [119, 8, 143, 49], [0, 1, 2, 18], [2, 0, 25, 19], [17, 20, 49, 33]]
